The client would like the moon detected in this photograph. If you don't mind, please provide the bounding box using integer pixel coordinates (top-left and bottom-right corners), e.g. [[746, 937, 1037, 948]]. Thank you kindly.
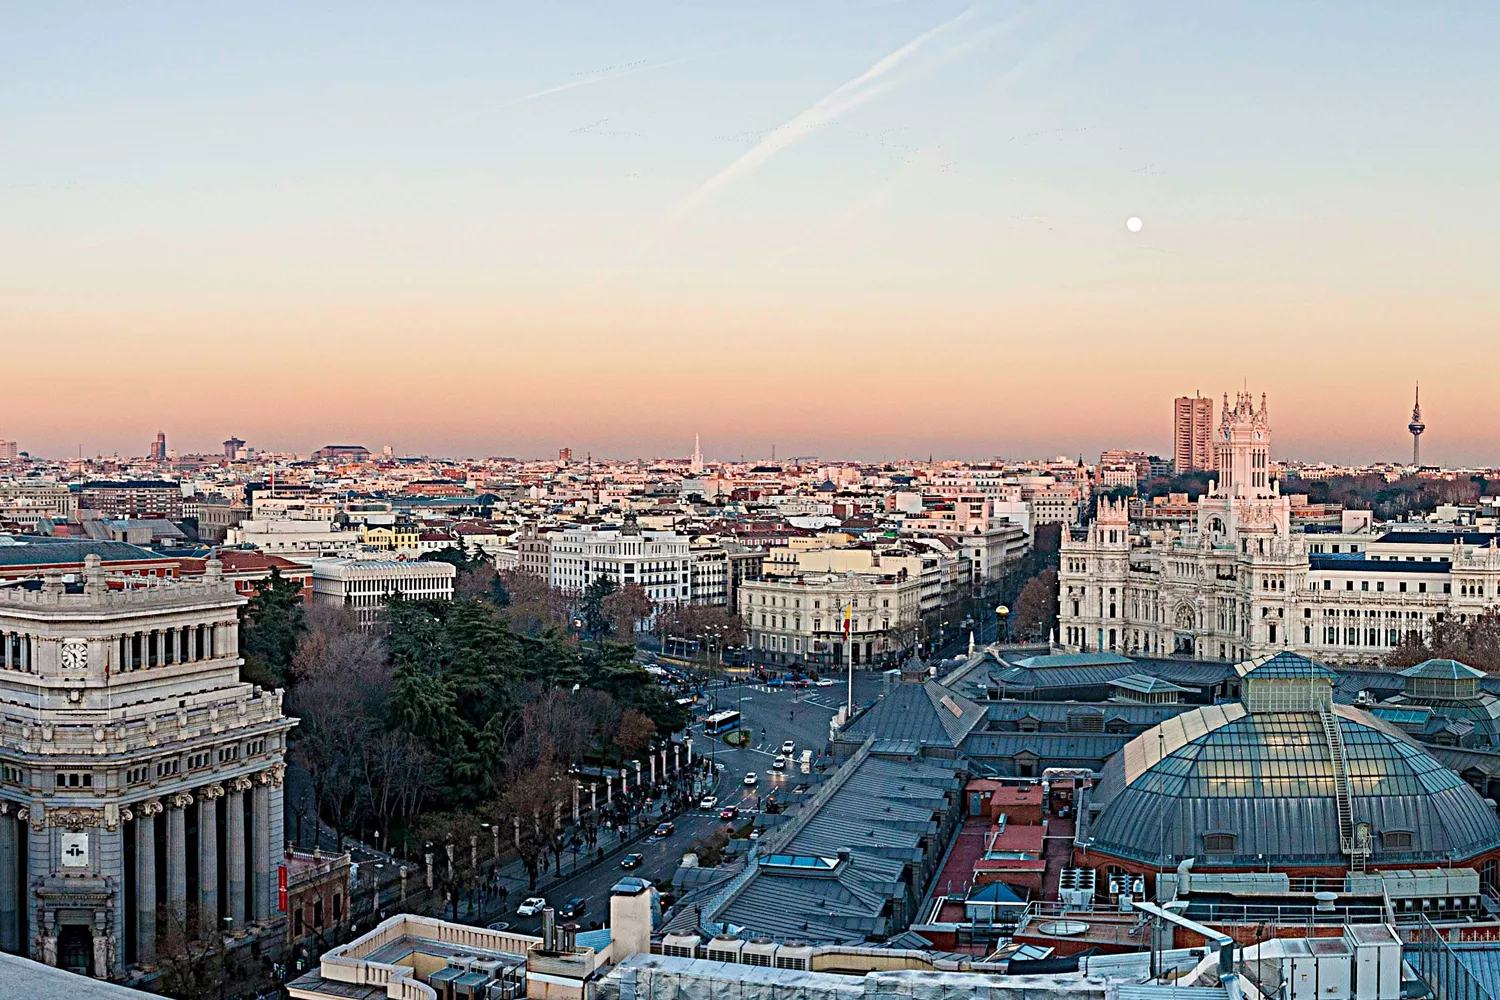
[[1126, 216, 1143, 233]]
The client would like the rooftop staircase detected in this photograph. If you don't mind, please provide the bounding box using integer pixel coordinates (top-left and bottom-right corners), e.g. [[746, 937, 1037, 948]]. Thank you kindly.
[[1319, 707, 1368, 874]]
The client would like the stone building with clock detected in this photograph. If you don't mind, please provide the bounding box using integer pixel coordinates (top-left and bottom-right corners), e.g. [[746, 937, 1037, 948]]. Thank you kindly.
[[1058, 390, 1500, 665], [0, 554, 295, 980]]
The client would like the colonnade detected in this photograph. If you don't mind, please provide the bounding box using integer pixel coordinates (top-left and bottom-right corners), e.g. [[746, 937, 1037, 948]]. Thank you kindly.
[[129, 768, 281, 963]]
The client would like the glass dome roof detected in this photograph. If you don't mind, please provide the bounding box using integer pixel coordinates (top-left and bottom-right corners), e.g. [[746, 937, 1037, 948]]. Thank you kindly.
[[1086, 705, 1500, 867]]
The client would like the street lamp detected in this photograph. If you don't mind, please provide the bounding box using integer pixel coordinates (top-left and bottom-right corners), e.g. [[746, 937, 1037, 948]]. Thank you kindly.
[[996, 605, 1010, 643]]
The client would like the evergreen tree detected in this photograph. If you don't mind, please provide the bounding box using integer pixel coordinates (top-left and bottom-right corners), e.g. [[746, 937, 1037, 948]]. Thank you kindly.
[[580, 575, 618, 639], [240, 567, 306, 686]]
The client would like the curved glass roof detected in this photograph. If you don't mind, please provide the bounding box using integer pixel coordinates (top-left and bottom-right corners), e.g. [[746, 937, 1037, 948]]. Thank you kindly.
[[1088, 706, 1500, 866]]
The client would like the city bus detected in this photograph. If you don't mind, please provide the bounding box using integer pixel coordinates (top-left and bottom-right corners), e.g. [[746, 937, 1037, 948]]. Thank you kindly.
[[703, 710, 742, 735]]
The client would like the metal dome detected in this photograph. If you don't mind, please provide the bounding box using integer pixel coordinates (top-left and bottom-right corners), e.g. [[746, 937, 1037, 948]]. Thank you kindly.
[[1085, 703, 1500, 868]]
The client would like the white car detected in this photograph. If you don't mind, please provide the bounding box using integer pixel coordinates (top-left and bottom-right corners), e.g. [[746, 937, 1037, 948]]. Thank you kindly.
[[743, 772, 758, 786], [698, 795, 718, 810], [781, 740, 796, 755], [771, 755, 786, 770], [516, 897, 547, 917]]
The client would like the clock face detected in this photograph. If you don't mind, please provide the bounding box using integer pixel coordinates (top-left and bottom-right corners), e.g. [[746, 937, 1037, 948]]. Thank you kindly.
[[61, 641, 87, 671]]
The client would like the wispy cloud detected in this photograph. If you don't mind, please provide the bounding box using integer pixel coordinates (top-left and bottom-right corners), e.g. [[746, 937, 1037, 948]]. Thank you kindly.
[[444, 50, 722, 127], [657, 5, 978, 232]]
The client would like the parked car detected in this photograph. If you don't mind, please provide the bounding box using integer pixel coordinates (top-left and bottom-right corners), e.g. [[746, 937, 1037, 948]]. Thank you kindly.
[[718, 805, 739, 820], [743, 772, 758, 786], [559, 897, 587, 919], [653, 821, 676, 838], [781, 740, 796, 755], [516, 897, 547, 917], [698, 795, 718, 809], [771, 755, 786, 770], [620, 853, 644, 869]]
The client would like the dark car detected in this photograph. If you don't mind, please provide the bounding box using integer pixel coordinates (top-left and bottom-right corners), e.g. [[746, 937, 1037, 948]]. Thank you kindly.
[[718, 805, 739, 820], [559, 897, 587, 919], [653, 821, 675, 838], [620, 853, 644, 870]]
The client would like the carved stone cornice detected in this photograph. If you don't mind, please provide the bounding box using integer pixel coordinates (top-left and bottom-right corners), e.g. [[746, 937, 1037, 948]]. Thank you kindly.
[[138, 799, 164, 817], [198, 783, 225, 801], [167, 791, 194, 810], [228, 776, 253, 794], [53, 807, 102, 831]]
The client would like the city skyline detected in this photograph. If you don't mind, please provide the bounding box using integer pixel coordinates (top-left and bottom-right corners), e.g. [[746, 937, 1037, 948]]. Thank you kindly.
[[2, 381, 1465, 467], [5, 3, 1498, 461]]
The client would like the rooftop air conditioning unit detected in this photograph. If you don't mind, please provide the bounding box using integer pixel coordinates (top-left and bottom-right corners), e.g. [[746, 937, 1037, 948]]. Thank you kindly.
[[706, 935, 744, 964], [743, 938, 777, 967]]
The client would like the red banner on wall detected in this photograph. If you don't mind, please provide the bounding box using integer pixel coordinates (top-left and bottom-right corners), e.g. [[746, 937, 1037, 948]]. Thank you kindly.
[[277, 865, 288, 912]]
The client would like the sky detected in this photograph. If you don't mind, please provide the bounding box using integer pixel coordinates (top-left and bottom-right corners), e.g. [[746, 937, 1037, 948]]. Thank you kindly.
[[3, 2, 1498, 465]]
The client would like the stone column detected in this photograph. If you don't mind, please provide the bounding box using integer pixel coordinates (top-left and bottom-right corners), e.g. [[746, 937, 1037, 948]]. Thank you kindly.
[[226, 778, 249, 930], [649, 754, 657, 785], [0, 805, 17, 953], [166, 792, 192, 925], [572, 783, 580, 823], [198, 785, 223, 933], [251, 776, 272, 922], [135, 801, 162, 964]]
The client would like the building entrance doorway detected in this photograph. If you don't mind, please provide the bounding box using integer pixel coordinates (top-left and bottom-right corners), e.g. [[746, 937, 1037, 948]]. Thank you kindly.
[[57, 924, 92, 976]]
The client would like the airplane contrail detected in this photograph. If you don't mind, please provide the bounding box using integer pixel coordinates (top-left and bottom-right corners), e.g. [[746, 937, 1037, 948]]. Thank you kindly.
[[444, 49, 723, 127], [658, 5, 979, 231]]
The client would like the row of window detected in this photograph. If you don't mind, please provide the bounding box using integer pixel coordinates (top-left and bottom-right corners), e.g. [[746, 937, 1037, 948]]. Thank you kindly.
[[1203, 830, 1411, 855], [751, 594, 892, 610], [1321, 578, 1444, 594], [756, 615, 889, 633]]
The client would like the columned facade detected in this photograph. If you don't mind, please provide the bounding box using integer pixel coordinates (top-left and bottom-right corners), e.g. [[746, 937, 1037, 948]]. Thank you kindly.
[[0, 556, 296, 980]]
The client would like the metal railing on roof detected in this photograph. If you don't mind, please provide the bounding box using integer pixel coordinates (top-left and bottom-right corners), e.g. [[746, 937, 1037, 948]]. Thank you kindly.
[[1400, 916, 1498, 1000]]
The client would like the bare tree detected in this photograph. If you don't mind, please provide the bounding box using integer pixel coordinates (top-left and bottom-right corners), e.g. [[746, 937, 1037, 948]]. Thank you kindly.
[[155, 904, 266, 999], [513, 685, 600, 769], [498, 750, 571, 890], [497, 570, 570, 634], [602, 584, 654, 641], [616, 709, 656, 765]]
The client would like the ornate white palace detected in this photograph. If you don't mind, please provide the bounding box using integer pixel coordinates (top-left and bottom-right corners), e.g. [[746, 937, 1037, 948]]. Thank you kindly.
[[1058, 391, 1500, 664], [0, 556, 294, 979]]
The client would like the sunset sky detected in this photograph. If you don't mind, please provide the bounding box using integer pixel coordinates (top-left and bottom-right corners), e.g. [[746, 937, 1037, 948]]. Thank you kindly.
[[3, 2, 1498, 464]]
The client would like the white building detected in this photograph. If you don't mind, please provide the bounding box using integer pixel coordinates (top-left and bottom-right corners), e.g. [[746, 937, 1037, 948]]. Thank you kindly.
[[1058, 391, 1500, 664], [226, 519, 364, 559], [740, 571, 921, 670], [0, 555, 293, 977], [549, 520, 692, 605], [310, 558, 456, 627]]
